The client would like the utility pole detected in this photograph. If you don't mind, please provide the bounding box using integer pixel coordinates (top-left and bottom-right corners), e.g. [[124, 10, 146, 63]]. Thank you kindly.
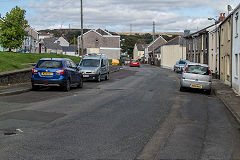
[[80, 0, 84, 57], [130, 24, 132, 35], [152, 21, 156, 65]]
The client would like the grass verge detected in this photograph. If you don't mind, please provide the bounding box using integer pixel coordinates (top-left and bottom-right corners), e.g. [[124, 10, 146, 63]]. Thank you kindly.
[[0, 52, 81, 72]]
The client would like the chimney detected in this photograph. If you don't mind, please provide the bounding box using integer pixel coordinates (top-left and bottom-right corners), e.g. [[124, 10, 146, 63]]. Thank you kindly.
[[217, 13, 225, 23], [184, 30, 190, 37]]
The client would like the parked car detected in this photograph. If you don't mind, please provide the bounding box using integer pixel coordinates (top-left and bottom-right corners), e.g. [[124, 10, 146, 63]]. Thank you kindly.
[[130, 59, 140, 67], [174, 60, 190, 73], [180, 62, 212, 94], [78, 54, 109, 82], [31, 58, 83, 92]]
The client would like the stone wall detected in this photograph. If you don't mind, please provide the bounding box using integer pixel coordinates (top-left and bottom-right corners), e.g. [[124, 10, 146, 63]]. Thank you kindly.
[[0, 68, 32, 86]]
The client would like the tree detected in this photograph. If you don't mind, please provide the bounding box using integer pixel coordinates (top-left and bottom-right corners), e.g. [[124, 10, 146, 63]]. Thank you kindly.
[[0, 6, 28, 51], [121, 35, 138, 58]]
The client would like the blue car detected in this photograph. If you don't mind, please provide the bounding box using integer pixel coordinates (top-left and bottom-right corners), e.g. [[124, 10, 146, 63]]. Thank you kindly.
[[31, 58, 83, 92]]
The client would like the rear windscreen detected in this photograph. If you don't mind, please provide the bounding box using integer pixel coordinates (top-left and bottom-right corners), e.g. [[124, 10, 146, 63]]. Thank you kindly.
[[179, 60, 186, 64], [187, 65, 209, 75], [132, 60, 139, 62], [36, 60, 63, 69]]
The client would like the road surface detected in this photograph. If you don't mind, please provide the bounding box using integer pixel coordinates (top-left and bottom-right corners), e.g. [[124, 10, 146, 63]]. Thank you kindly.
[[0, 65, 239, 160]]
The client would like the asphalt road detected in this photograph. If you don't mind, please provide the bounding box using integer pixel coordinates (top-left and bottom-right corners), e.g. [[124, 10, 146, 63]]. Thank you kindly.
[[0, 64, 240, 160]]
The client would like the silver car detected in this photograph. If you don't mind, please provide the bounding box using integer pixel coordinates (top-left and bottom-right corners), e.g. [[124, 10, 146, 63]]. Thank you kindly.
[[174, 60, 190, 73], [180, 63, 212, 94]]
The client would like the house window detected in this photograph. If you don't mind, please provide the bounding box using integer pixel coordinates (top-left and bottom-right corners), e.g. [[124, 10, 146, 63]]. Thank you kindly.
[[221, 28, 224, 45], [235, 54, 239, 77], [235, 12, 239, 37], [228, 20, 231, 41], [212, 34, 214, 50], [202, 35, 204, 50], [226, 55, 230, 76]]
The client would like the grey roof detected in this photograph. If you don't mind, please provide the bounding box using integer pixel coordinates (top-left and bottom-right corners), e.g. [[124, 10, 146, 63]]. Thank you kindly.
[[136, 44, 147, 51], [184, 24, 214, 38], [43, 38, 62, 50], [96, 29, 111, 36], [165, 36, 186, 46], [62, 45, 77, 52]]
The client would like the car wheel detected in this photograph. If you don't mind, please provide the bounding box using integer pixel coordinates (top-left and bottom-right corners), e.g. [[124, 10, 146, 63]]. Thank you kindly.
[[63, 79, 71, 92], [105, 73, 109, 80], [205, 89, 211, 95], [97, 74, 101, 82], [77, 78, 83, 88], [32, 83, 39, 91], [180, 86, 185, 92]]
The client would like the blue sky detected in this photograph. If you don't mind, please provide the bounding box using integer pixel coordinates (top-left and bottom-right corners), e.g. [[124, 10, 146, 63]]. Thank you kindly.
[[0, 0, 239, 33]]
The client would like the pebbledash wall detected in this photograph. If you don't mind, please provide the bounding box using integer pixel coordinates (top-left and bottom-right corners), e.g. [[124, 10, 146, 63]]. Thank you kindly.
[[0, 68, 32, 86]]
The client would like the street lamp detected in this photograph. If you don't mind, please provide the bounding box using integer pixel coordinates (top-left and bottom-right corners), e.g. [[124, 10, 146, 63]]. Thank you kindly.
[[80, 0, 84, 57], [208, 17, 218, 79]]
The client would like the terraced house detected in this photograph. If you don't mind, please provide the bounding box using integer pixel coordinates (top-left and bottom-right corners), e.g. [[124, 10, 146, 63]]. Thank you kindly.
[[185, 25, 214, 64], [232, 4, 240, 94], [219, 13, 233, 86]]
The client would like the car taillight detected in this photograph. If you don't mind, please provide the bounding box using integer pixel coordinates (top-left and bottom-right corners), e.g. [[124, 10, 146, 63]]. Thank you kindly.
[[32, 69, 38, 73], [184, 67, 188, 73], [209, 70, 212, 76], [56, 69, 65, 74]]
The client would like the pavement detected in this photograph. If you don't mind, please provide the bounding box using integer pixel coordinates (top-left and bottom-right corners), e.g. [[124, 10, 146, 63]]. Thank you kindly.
[[0, 65, 121, 96], [212, 79, 240, 124]]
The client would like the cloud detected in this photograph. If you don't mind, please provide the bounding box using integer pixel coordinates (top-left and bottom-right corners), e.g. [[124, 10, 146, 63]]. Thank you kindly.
[[24, 0, 239, 32]]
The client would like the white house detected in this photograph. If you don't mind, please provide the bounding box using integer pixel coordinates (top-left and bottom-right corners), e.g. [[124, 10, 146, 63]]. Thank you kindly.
[[54, 37, 69, 47], [133, 44, 147, 60], [207, 24, 220, 76], [232, 4, 240, 94], [22, 27, 39, 53]]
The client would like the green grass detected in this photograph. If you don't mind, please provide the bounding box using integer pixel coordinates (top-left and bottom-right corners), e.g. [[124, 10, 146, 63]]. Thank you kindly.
[[0, 52, 82, 72]]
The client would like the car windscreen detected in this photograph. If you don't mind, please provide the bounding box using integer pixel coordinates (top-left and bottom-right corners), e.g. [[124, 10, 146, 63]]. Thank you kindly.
[[179, 60, 186, 64], [186, 65, 209, 75], [132, 60, 138, 62], [36, 60, 63, 69], [80, 59, 100, 67]]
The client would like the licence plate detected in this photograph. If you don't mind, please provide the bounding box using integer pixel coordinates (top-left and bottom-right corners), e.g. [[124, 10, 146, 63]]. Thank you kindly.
[[83, 75, 89, 78], [190, 84, 202, 89], [41, 72, 53, 76], [133, 63, 137, 64]]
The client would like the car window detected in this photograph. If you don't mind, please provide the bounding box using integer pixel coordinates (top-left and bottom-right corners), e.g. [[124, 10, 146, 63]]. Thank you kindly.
[[80, 59, 100, 67], [66, 61, 72, 68], [179, 60, 186, 64], [101, 59, 105, 67], [36, 60, 63, 69], [186, 65, 209, 75], [132, 60, 138, 62], [70, 61, 77, 68]]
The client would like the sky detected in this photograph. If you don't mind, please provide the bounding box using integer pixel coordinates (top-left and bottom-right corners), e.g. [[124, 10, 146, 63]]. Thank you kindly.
[[0, 0, 239, 33]]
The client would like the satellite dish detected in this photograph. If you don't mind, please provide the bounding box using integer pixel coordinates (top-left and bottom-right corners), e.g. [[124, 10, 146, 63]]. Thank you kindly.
[[228, 5, 233, 12]]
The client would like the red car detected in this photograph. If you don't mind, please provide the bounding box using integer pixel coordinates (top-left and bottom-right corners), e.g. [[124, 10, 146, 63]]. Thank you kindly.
[[130, 59, 140, 67]]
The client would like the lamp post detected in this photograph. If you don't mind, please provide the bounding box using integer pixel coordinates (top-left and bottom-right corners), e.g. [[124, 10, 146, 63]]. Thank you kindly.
[[80, 0, 84, 57], [208, 17, 218, 79]]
